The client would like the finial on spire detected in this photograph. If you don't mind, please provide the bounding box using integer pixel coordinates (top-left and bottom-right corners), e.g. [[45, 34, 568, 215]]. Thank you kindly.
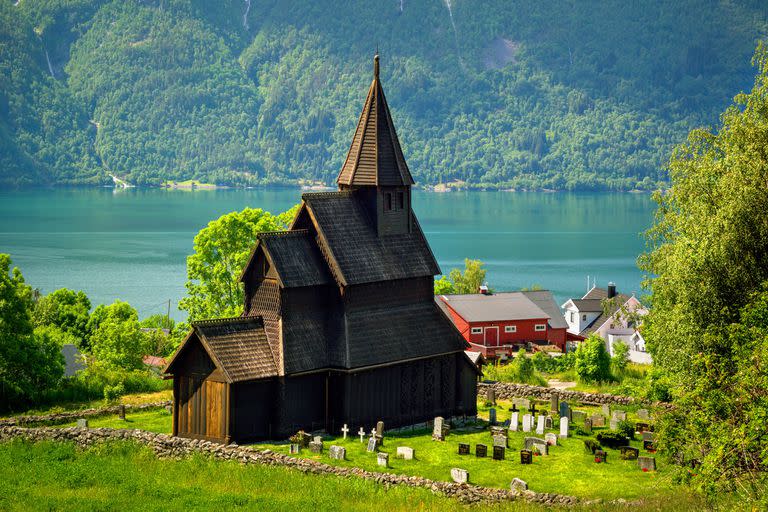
[[374, 50, 379, 79]]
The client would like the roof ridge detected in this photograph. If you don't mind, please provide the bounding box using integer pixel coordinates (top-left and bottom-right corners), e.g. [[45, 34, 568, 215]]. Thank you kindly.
[[257, 229, 310, 240], [192, 315, 264, 327], [301, 190, 351, 200]]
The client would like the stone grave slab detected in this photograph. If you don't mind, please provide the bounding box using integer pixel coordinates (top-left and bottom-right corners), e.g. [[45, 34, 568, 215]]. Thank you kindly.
[[520, 449, 533, 464], [524, 437, 549, 456], [76, 418, 88, 428], [638, 456, 657, 471], [488, 407, 497, 425], [377, 452, 389, 467], [396, 446, 414, 460], [522, 414, 532, 432], [289, 444, 301, 454], [572, 410, 586, 424], [510, 478, 528, 491], [492, 445, 505, 461], [329, 445, 346, 460], [594, 449, 607, 463], [475, 444, 487, 458], [590, 414, 606, 428], [545, 433, 557, 446], [545, 415, 553, 429], [602, 404, 611, 416], [458, 443, 470, 455], [550, 393, 559, 413], [535, 415, 545, 435], [451, 468, 469, 484], [583, 418, 593, 434], [309, 440, 323, 453], [432, 416, 448, 441], [637, 409, 650, 420], [509, 411, 519, 432], [559, 401, 570, 420], [619, 446, 639, 460], [559, 417, 569, 438], [366, 437, 377, 453]]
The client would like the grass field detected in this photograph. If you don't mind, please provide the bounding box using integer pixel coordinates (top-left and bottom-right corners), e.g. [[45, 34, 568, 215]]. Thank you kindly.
[[57, 399, 678, 502], [0, 439, 706, 512], [0, 389, 172, 418]]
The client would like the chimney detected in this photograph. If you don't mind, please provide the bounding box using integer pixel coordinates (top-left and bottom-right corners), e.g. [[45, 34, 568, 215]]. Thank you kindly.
[[607, 282, 616, 298]]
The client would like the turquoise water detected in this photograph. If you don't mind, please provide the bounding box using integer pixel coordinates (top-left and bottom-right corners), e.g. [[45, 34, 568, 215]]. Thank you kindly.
[[0, 188, 655, 320]]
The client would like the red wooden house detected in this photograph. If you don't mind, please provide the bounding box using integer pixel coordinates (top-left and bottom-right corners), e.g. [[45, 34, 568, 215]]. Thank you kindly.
[[436, 291, 568, 358]]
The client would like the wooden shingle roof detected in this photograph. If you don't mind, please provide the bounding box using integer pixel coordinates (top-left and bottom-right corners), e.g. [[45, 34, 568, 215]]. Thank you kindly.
[[302, 191, 440, 286], [337, 54, 414, 187], [257, 230, 332, 288], [165, 317, 278, 382]]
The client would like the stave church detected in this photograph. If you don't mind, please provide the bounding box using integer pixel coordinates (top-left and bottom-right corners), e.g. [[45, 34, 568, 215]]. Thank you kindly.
[[164, 55, 478, 443]]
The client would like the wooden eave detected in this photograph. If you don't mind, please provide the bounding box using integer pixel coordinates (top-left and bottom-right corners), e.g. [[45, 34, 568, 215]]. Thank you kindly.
[[163, 327, 234, 384]]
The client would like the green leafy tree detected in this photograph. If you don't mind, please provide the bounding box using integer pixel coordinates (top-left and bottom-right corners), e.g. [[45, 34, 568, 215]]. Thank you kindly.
[[434, 259, 488, 295], [179, 206, 299, 321], [574, 335, 612, 383], [640, 44, 768, 502], [611, 340, 630, 373], [88, 301, 148, 371], [0, 255, 64, 410], [433, 275, 454, 295], [33, 288, 91, 348], [512, 349, 535, 382]]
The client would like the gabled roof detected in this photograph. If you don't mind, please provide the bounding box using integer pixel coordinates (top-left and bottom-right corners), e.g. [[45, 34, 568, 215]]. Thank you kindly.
[[257, 230, 332, 288], [567, 299, 604, 312], [337, 54, 414, 187], [301, 191, 440, 286], [521, 290, 569, 329], [576, 287, 632, 337], [164, 317, 277, 382], [438, 292, 550, 323]]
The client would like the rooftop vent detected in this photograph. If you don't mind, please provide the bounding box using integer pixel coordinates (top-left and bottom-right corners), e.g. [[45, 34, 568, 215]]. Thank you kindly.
[[607, 282, 617, 298]]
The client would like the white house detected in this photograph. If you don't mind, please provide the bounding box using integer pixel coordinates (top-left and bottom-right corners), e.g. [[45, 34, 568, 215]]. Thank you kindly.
[[561, 282, 651, 364]]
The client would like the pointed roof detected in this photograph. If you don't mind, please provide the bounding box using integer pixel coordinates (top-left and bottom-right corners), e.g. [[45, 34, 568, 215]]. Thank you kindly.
[[337, 54, 415, 187]]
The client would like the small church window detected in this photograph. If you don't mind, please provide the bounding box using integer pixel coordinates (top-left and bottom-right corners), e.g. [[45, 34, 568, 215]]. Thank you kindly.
[[384, 193, 392, 211], [397, 192, 404, 210]]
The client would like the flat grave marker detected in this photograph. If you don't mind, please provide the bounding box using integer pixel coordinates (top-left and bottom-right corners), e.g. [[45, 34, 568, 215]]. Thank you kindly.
[[492, 445, 505, 461], [520, 449, 533, 464], [377, 452, 389, 467], [476, 444, 488, 458], [458, 443, 470, 455], [451, 468, 469, 484], [396, 446, 414, 460], [638, 456, 657, 472], [329, 445, 346, 460]]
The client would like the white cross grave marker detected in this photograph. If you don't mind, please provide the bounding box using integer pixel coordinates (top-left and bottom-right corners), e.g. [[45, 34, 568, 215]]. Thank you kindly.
[[358, 427, 366, 442], [341, 424, 350, 439], [370, 427, 377, 438]]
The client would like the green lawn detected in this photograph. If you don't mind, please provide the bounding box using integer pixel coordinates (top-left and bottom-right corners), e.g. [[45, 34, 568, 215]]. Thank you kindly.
[[56, 399, 677, 502], [0, 389, 173, 418]]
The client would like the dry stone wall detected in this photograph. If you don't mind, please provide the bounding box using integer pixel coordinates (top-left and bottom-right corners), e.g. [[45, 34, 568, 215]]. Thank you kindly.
[[0, 401, 171, 427], [478, 383, 670, 407], [0, 425, 600, 507]]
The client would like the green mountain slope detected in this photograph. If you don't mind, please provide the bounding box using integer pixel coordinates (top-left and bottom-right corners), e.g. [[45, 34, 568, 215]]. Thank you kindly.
[[1, 0, 767, 189]]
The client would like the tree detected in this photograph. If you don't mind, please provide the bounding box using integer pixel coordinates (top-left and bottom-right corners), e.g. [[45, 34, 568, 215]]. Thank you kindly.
[[179, 206, 299, 321], [639, 44, 768, 502], [434, 259, 488, 295], [0, 254, 64, 410], [574, 335, 611, 383], [88, 301, 148, 371], [611, 340, 630, 373], [33, 288, 91, 348]]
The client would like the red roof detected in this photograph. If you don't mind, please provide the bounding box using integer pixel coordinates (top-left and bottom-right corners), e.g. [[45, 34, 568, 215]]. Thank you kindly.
[[143, 355, 167, 368]]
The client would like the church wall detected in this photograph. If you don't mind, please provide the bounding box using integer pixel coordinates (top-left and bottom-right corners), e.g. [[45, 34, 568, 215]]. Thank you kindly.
[[342, 276, 433, 310]]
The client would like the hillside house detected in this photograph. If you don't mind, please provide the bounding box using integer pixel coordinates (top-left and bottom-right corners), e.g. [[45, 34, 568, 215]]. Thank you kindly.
[[561, 283, 650, 363], [436, 290, 568, 358]]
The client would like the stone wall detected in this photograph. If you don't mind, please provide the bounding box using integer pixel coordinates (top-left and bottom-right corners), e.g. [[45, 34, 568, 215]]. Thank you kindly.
[[0, 401, 171, 427], [478, 383, 670, 407], [0, 425, 607, 507]]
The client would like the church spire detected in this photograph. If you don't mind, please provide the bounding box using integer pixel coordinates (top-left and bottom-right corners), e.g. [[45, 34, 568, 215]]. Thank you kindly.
[[337, 53, 414, 188]]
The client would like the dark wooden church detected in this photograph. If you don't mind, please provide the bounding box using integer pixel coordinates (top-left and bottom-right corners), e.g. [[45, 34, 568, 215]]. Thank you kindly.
[[164, 55, 478, 443]]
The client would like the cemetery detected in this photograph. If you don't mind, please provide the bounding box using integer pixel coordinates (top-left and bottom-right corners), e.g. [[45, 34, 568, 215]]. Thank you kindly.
[[45, 395, 669, 502]]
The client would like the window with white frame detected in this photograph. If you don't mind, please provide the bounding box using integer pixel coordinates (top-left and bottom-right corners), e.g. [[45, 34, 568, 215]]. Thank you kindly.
[[471, 327, 482, 334], [534, 324, 546, 332], [504, 325, 516, 333]]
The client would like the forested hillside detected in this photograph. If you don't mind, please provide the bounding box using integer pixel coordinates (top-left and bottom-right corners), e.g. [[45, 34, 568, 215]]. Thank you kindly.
[[1, 0, 767, 189]]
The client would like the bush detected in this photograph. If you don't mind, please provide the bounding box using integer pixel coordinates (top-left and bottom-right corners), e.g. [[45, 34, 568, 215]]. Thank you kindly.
[[103, 382, 125, 402], [616, 419, 636, 440], [596, 431, 630, 449], [483, 352, 547, 386], [583, 439, 601, 454], [574, 335, 612, 383]]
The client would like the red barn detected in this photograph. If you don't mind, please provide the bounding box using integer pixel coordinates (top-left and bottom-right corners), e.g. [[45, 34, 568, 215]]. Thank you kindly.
[[436, 291, 568, 358]]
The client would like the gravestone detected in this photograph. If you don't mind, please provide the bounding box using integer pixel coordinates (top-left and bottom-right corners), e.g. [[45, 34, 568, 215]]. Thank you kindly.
[[165, 404, 173, 414], [594, 449, 607, 463], [545, 415, 553, 429], [376, 421, 385, 438], [637, 409, 650, 420], [612, 410, 627, 422], [487, 387, 496, 405], [450, 468, 469, 484], [289, 444, 301, 454], [510, 478, 528, 492], [642, 431, 656, 451], [492, 434, 507, 448], [118, 405, 126, 421], [642, 431, 655, 442], [583, 418, 593, 434], [635, 422, 650, 433], [488, 408, 497, 425], [520, 449, 533, 464], [524, 437, 549, 456], [492, 445, 506, 461], [550, 393, 559, 413], [309, 440, 323, 453], [545, 433, 558, 446], [366, 437, 377, 453], [559, 401, 570, 420], [590, 414, 606, 428], [432, 416, 447, 441], [510, 411, 519, 432], [490, 426, 506, 437], [396, 446, 414, 460], [314, 436, 323, 443], [377, 452, 389, 467], [638, 456, 657, 471], [475, 444, 488, 458], [76, 418, 88, 428], [358, 427, 366, 443], [602, 404, 611, 417], [513, 398, 531, 410], [529, 403, 538, 417], [341, 424, 350, 439], [458, 443, 470, 455], [329, 445, 346, 460], [559, 417, 569, 438], [522, 414, 532, 432], [619, 446, 639, 460], [610, 418, 619, 431], [572, 410, 586, 424], [536, 415, 545, 435]]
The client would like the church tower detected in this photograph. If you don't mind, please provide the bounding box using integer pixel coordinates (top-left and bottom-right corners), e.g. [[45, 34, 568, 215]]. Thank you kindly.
[[337, 54, 414, 236]]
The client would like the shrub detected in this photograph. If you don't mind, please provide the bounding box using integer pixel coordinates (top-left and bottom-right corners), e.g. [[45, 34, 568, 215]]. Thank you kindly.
[[596, 431, 630, 449], [583, 439, 601, 454], [103, 382, 125, 402], [574, 335, 612, 383], [617, 419, 636, 440]]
